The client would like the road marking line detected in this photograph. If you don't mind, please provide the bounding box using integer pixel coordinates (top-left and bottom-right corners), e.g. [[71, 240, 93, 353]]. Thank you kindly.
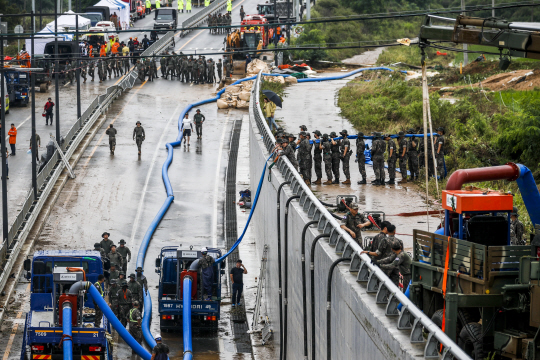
[[2, 311, 22, 360], [212, 110, 230, 247], [129, 104, 181, 257]]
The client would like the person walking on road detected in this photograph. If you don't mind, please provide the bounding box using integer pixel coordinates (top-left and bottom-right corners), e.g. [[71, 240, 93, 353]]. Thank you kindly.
[[133, 121, 146, 155], [263, 98, 278, 132], [398, 131, 408, 183], [178, 0, 184, 12], [44, 98, 54, 125], [216, 58, 222, 82], [106, 124, 117, 155], [152, 336, 170, 360], [186, 0, 191, 13], [8, 124, 17, 155], [356, 132, 366, 184], [181, 113, 193, 146], [339, 129, 351, 184], [230, 259, 247, 308], [100, 232, 114, 254], [117, 239, 131, 272], [240, 5, 245, 20], [117, 281, 132, 327], [226, 0, 232, 14], [194, 109, 205, 139], [29, 134, 41, 162]]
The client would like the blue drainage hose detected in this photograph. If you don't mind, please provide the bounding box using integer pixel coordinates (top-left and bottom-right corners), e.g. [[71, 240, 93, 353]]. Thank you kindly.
[[183, 277, 194, 360], [87, 284, 152, 360], [138, 66, 406, 353], [62, 304, 73, 360]]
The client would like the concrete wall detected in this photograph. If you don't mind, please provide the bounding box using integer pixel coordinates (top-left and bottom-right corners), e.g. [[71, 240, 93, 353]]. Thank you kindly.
[[249, 117, 425, 359]]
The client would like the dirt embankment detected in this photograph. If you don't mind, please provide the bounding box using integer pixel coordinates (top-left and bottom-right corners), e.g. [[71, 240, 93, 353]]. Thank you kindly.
[[431, 69, 540, 93]]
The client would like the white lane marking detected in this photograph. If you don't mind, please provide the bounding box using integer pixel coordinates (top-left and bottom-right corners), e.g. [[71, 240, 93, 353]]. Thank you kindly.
[[129, 103, 182, 252], [212, 110, 229, 247]]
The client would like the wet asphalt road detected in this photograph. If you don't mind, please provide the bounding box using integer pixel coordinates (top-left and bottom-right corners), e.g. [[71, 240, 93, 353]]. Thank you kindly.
[[0, 0, 261, 358]]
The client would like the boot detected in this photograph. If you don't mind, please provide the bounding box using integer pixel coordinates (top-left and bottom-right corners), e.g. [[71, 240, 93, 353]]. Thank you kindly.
[[313, 178, 322, 185], [304, 179, 311, 185], [357, 178, 367, 185], [342, 179, 351, 185], [400, 176, 407, 183], [372, 179, 381, 186], [386, 178, 395, 185], [332, 180, 340, 184], [323, 180, 333, 185]]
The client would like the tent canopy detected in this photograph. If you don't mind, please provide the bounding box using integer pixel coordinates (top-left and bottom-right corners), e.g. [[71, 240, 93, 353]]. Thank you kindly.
[[46, 10, 91, 31], [25, 27, 73, 56], [94, 0, 130, 29]]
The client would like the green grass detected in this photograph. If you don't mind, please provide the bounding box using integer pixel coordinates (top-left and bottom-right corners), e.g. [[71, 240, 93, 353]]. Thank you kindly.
[[378, 44, 456, 67]]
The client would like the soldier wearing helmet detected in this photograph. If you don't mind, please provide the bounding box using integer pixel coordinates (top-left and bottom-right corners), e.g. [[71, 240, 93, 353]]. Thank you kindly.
[[199, 248, 215, 301]]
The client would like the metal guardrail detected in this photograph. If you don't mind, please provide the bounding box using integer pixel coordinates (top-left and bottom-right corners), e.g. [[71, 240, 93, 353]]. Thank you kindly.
[[142, 31, 174, 57], [250, 71, 472, 360], [181, 0, 229, 37]]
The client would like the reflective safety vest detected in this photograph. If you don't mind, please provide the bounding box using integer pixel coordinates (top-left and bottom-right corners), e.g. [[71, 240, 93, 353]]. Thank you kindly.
[[156, 0, 161, 8], [94, 282, 104, 297], [186, 0, 191, 10], [146, 0, 151, 8], [226, 0, 232, 11], [178, 0, 183, 9], [129, 308, 139, 323], [204, 0, 209, 6]]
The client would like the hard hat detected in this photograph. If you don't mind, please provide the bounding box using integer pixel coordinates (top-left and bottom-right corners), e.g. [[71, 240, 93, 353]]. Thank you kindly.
[[201, 247, 208, 253], [155, 336, 162, 341], [133, 301, 139, 306]]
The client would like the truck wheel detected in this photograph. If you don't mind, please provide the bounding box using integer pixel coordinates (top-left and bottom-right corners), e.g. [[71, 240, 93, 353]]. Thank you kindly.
[[458, 322, 484, 359]]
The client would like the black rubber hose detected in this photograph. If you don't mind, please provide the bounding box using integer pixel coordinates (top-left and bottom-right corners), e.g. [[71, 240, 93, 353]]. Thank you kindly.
[[329, 212, 342, 220], [276, 181, 290, 360], [319, 200, 337, 207], [301, 220, 318, 359], [310, 233, 330, 360], [283, 195, 300, 360], [327, 257, 351, 360]]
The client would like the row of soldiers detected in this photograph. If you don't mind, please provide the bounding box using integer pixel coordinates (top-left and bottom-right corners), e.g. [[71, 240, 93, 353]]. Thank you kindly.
[[208, 13, 232, 34], [274, 125, 446, 186], [136, 52, 233, 84], [60, 55, 131, 85]]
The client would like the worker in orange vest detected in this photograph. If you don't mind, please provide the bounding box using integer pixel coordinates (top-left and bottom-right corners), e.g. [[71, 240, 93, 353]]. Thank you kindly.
[[89, 45, 94, 57], [100, 44, 107, 57], [8, 124, 17, 155]]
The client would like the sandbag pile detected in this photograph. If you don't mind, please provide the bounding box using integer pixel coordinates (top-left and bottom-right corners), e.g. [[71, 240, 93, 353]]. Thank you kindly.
[[217, 80, 254, 109], [246, 59, 270, 75]]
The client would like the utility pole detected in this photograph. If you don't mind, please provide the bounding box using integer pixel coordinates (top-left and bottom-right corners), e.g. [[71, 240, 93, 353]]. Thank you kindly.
[[32, 0, 36, 35], [306, 0, 310, 20], [31, 11, 38, 199], [492, 0, 495, 17], [69, 0, 72, 11], [461, 0, 468, 66], [55, 1, 61, 146], [0, 35, 8, 247]]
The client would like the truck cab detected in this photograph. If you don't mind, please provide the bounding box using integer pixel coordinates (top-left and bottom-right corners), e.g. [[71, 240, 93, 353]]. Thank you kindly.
[[21, 250, 110, 360], [154, 8, 177, 33], [4, 70, 29, 107], [155, 246, 224, 331]]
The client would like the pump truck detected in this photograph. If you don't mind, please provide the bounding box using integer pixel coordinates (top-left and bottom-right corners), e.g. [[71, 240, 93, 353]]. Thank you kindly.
[[155, 246, 224, 332], [409, 163, 540, 359], [21, 250, 111, 360]]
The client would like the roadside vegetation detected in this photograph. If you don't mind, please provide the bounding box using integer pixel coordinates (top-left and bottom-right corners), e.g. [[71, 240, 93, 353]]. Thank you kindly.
[[337, 59, 540, 231]]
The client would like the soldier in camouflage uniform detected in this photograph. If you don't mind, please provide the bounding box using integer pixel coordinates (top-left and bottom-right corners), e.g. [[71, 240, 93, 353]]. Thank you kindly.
[[192, 58, 199, 84], [89, 61, 95, 82], [128, 301, 143, 344], [339, 130, 352, 184], [340, 202, 371, 244], [117, 239, 131, 272], [100, 232, 114, 254], [80, 60, 87, 83], [199, 248, 215, 300], [361, 221, 391, 261], [94, 243, 108, 260], [165, 54, 175, 80], [398, 131, 408, 183], [434, 127, 446, 178], [108, 279, 120, 317], [136, 60, 145, 82], [160, 53, 168, 78], [407, 129, 419, 181], [385, 134, 397, 185], [510, 207, 526, 245], [145, 57, 154, 81], [135, 267, 148, 291], [216, 59, 222, 82], [330, 132, 341, 184], [116, 54, 124, 77], [378, 241, 411, 291], [208, 59, 215, 83], [109, 263, 120, 287], [106, 56, 114, 79], [128, 274, 143, 308], [356, 132, 366, 184], [123, 54, 130, 74], [117, 281, 133, 327], [312, 130, 323, 185], [298, 132, 312, 185], [153, 337, 170, 357], [98, 59, 106, 83], [371, 132, 385, 186], [93, 275, 105, 327], [321, 134, 333, 185], [278, 138, 298, 171], [108, 245, 123, 271]]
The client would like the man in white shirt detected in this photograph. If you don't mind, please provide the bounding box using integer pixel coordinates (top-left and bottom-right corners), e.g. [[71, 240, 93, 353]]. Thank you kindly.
[[181, 113, 193, 146]]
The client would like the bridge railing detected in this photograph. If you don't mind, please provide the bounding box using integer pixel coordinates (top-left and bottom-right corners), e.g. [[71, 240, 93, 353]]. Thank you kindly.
[[250, 70, 471, 360]]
